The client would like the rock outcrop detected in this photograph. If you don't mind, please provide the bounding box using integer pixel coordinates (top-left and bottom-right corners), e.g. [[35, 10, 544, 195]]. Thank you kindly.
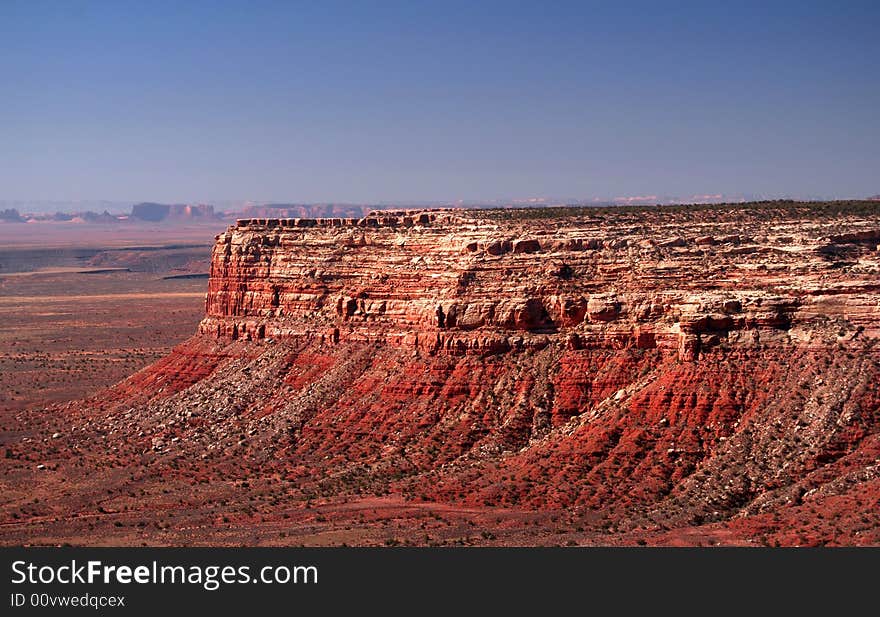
[[3, 201, 879, 546], [199, 207, 880, 362]]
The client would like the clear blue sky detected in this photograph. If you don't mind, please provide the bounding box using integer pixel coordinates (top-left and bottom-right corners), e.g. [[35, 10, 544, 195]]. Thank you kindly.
[[2, 0, 878, 203]]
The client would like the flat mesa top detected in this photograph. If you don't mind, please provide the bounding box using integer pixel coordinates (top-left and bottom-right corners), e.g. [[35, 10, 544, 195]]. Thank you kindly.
[[233, 208, 473, 230], [233, 200, 880, 231]]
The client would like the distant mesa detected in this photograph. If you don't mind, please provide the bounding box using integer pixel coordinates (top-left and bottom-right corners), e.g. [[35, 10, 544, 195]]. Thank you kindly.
[[3, 209, 142, 224], [130, 202, 218, 222], [72, 210, 119, 224], [0, 208, 25, 223], [868, 195, 880, 201]]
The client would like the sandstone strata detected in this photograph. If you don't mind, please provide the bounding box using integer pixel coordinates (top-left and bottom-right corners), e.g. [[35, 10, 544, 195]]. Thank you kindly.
[[200, 207, 880, 361], [3, 202, 879, 546]]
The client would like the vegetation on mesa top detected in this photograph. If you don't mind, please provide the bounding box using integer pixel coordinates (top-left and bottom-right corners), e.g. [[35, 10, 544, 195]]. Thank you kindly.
[[469, 200, 880, 221]]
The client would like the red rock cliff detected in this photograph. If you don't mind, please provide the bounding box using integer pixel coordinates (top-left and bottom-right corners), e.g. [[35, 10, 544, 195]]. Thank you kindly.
[[200, 208, 880, 361], [4, 203, 879, 546]]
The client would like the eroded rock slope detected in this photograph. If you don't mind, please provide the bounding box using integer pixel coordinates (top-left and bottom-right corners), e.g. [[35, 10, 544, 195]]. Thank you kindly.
[[3, 201, 879, 545]]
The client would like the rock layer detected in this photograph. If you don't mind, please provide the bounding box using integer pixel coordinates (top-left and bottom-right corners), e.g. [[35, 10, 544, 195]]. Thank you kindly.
[[200, 206, 880, 361], [3, 201, 879, 546]]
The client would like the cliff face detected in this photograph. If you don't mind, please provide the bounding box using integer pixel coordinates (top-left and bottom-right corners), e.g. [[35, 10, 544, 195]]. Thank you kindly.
[[4, 203, 880, 546], [199, 209, 880, 361]]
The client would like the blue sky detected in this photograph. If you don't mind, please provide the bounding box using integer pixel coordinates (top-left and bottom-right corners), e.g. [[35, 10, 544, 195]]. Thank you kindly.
[[1, 1, 878, 202]]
